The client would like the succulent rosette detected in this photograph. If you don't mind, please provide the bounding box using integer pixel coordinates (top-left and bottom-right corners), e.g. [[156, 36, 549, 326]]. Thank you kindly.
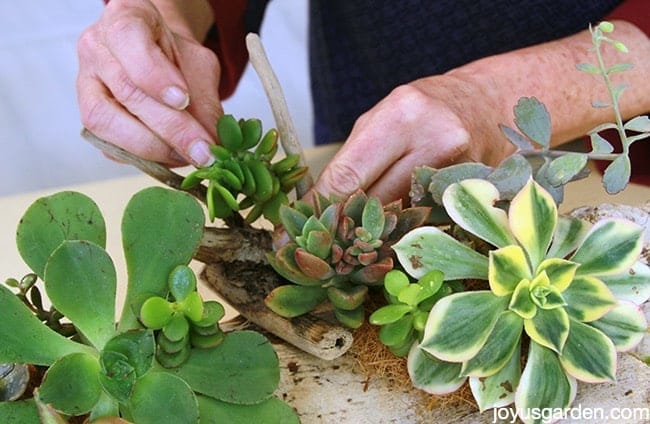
[[393, 178, 649, 423], [265, 190, 429, 328]]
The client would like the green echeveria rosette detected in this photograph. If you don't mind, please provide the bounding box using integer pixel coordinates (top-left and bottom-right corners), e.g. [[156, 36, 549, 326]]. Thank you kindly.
[[181, 114, 308, 225], [393, 178, 650, 423], [265, 190, 430, 328]]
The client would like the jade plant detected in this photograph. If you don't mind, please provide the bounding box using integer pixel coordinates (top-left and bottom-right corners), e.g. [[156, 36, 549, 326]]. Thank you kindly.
[[0, 188, 298, 423], [264, 190, 429, 328], [181, 114, 308, 224], [393, 178, 649, 423]]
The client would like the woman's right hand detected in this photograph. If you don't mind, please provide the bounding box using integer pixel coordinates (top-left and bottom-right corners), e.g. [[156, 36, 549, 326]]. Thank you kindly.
[[76, 0, 221, 167]]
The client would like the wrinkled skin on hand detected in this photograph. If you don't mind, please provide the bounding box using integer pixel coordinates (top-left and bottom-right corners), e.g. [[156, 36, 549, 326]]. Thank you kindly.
[[76, 0, 221, 167]]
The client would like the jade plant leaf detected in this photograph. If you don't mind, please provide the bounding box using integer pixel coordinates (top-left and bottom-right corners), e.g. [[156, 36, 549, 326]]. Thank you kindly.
[[119, 187, 205, 330], [0, 285, 91, 365], [0, 399, 40, 423], [515, 342, 576, 424], [169, 265, 198, 301], [38, 352, 103, 416], [407, 342, 466, 395], [393, 226, 489, 281], [44, 240, 116, 350], [589, 301, 647, 351], [469, 340, 521, 411], [420, 291, 508, 362], [443, 179, 516, 248], [16, 191, 106, 279], [127, 371, 198, 424], [379, 314, 414, 347], [197, 395, 299, 424], [559, 319, 616, 383], [170, 331, 280, 405]]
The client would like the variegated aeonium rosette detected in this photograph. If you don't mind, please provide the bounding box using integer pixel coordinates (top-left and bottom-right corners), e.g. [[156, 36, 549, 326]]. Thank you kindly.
[[265, 190, 429, 328], [393, 178, 649, 423]]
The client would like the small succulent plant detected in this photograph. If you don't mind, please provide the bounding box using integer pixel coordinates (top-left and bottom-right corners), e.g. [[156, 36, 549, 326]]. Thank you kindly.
[[393, 178, 649, 423], [265, 190, 430, 328], [181, 114, 308, 224], [368, 269, 461, 356]]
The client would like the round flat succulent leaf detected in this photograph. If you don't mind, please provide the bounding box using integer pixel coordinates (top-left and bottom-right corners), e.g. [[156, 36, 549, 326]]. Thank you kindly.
[[193, 300, 226, 327], [264, 285, 327, 318], [561, 276, 617, 322], [421, 291, 508, 362], [407, 343, 466, 395], [168, 265, 197, 301], [0, 399, 41, 423], [189, 331, 225, 349], [180, 292, 204, 323], [393, 226, 489, 281], [512, 97, 552, 147], [515, 342, 576, 424], [163, 314, 190, 342], [603, 154, 631, 194], [417, 270, 444, 299], [139, 296, 174, 329], [442, 179, 516, 248], [334, 306, 365, 329], [384, 270, 410, 297], [128, 371, 198, 424], [599, 261, 650, 305], [535, 258, 579, 293], [103, 330, 155, 377], [378, 314, 415, 347], [197, 394, 299, 424], [489, 245, 531, 296], [589, 301, 647, 351], [508, 279, 536, 320], [44, 240, 116, 350], [156, 343, 191, 368], [523, 307, 569, 353], [571, 219, 643, 277], [326, 284, 367, 310], [547, 153, 589, 186], [265, 245, 324, 286], [370, 304, 413, 325], [157, 332, 190, 354], [559, 319, 616, 383], [16, 191, 106, 279], [38, 352, 102, 416], [469, 340, 521, 412], [398, 284, 428, 307], [98, 350, 136, 403], [461, 311, 523, 377], [546, 216, 591, 259], [509, 179, 557, 270]]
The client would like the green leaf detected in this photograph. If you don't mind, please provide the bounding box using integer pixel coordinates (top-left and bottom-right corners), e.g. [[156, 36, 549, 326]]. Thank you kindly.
[[524, 307, 569, 353], [103, 330, 155, 377], [546, 217, 590, 259], [279, 205, 309, 239], [602, 154, 631, 194], [98, 350, 136, 403], [469, 340, 521, 411], [162, 314, 190, 342], [326, 284, 367, 310], [265, 246, 324, 287], [513, 97, 552, 148], [589, 301, 647, 351], [384, 269, 410, 297], [489, 245, 531, 296], [0, 399, 40, 423], [44, 240, 116, 350], [499, 124, 535, 151], [535, 258, 579, 292], [509, 279, 536, 319], [140, 297, 174, 329], [487, 154, 532, 200], [379, 314, 414, 347], [575, 62, 601, 74], [369, 304, 413, 325], [362, 197, 385, 240], [623, 115, 650, 132], [421, 291, 508, 362], [461, 311, 523, 377], [428, 163, 492, 204], [38, 353, 103, 416], [561, 276, 617, 322], [16, 191, 106, 279], [443, 179, 516, 248], [168, 265, 197, 301], [515, 342, 576, 424], [589, 133, 614, 154], [416, 270, 445, 302], [264, 285, 327, 318], [571, 219, 643, 277], [547, 153, 588, 186], [599, 261, 650, 304], [119, 187, 204, 330], [128, 371, 198, 424], [197, 395, 300, 424], [407, 343, 466, 394], [509, 179, 557, 269], [171, 331, 279, 405], [334, 306, 365, 329], [559, 319, 616, 382], [393, 227, 489, 281], [0, 285, 91, 365]]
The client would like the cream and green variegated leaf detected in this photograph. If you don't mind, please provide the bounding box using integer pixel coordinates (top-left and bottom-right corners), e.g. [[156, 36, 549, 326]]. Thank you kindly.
[[570, 219, 643, 277], [535, 258, 579, 292], [546, 216, 590, 259], [508, 279, 536, 319], [420, 292, 508, 362], [461, 311, 523, 377], [469, 340, 521, 411], [508, 179, 557, 269], [442, 179, 516, 248], [559, 319, 616, 383], [489, 245, 531, 296], [515, 342, 577, 424], [523, 307, 569, 353], [588, 301, 648, 351], [599, 261, 650, 304], [393, 226, 489, 280], [561, 275, 617, 322], [407, 343, 466, 395]]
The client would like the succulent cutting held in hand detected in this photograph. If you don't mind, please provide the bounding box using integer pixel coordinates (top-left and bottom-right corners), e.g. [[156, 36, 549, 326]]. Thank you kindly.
[[181, 114, 308, 225]]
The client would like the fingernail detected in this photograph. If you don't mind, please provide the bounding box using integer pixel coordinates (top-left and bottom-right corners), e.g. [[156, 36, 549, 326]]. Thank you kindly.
[[189, 140, 215, 167], [162, 85, 190, 110]]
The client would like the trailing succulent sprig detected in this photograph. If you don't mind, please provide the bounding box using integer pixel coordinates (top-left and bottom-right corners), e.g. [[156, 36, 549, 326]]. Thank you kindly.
[[394, 178, 649, 423], [181, 114, 308, 225], [265, 190, 429, 328], [368, 269, 461, 356]]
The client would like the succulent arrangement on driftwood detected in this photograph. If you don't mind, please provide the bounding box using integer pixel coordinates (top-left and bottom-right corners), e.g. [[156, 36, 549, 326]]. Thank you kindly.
[[1, 23, 649, 424]]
